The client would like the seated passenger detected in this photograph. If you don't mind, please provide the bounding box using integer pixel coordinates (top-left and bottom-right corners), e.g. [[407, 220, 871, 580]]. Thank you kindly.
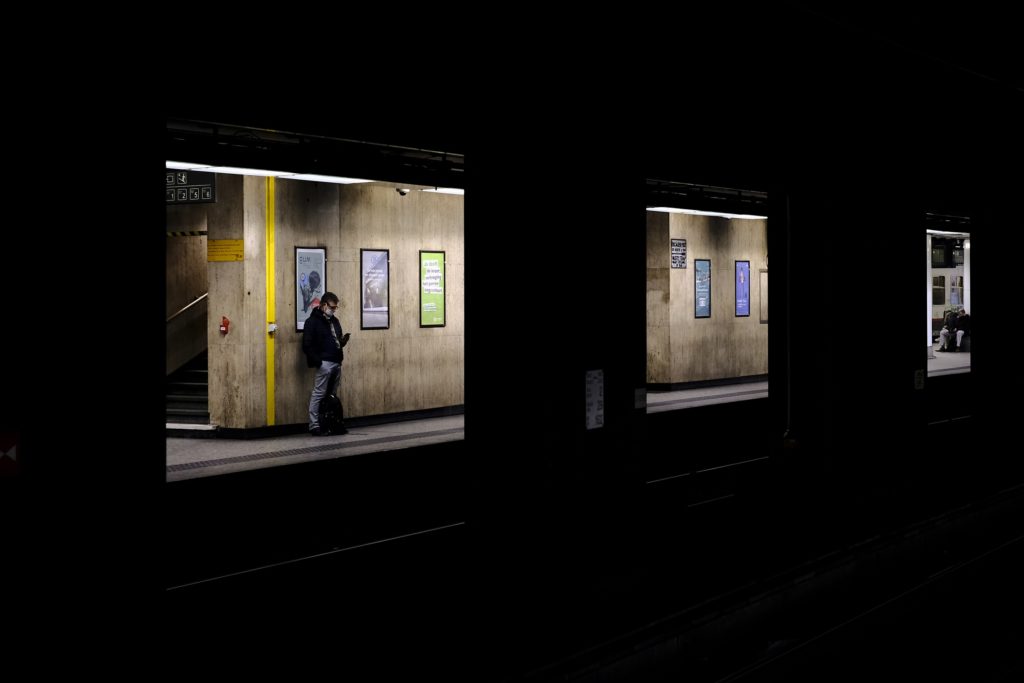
[[937, 309, 959, 351], [954, 310, 970, 351]]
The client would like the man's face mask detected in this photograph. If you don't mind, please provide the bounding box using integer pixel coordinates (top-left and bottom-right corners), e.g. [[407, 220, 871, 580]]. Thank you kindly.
[[323, 305, 335, 318]]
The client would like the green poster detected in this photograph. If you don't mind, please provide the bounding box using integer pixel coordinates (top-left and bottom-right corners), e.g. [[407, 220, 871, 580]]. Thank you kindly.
[[420, 250, 446, 327]]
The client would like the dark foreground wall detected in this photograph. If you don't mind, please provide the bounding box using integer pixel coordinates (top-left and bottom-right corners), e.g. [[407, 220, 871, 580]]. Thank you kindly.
[[5, 6, 1022, 678]]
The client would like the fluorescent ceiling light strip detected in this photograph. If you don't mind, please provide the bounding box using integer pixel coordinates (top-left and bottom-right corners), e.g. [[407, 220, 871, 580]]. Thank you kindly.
[[926, 229, 971, 237], [166, 162, 370, 183], [202, 166, 287, 177], [277, 173, 370, 184], [647, 207, 767, 220], [422, 187, 464, 195], [166, 161, 211, 170]]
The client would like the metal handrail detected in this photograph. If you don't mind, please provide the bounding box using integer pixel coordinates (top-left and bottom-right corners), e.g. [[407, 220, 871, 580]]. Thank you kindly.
[[167, 293, 208, 323]]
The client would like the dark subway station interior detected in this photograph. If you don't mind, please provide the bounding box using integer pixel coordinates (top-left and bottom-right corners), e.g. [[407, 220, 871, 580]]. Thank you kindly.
[[3, 7, 1022, 680]]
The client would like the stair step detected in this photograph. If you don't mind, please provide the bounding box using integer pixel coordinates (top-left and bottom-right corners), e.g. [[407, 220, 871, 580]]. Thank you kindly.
[[167, 351, 208, 426], [166, 411, 211, 425], [166, 394, 208, 402], [166, 383, 207, 394], [167, 400, 209, 412], [167, 389, 207, 400], [167, 407, 210, 416]]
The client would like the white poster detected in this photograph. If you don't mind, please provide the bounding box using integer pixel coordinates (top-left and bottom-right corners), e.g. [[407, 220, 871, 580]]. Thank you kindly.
[[296, 247, 326, 331]]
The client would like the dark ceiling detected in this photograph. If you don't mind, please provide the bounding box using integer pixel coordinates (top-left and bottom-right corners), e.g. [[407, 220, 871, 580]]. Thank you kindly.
[[790, 5, 1022, 93], [165, 116, 466, 189], [164, 5, 1020, 193]]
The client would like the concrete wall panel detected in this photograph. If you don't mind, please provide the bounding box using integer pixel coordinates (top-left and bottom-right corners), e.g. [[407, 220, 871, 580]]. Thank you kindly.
[[199, 177, 463, 429], [646, 212, 671, 382], [647, 211, 768, 384]]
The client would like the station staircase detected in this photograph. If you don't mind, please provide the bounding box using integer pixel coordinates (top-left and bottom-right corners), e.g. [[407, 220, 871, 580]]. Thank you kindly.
[[166, 350, 209, 425]]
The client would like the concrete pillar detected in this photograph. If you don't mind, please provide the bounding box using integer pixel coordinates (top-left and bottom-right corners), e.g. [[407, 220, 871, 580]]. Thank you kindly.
[[646, 211, 670, 383], [206, 174, 268, 429]]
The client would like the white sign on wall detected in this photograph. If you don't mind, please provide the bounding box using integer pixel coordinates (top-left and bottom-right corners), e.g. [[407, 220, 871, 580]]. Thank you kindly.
[[671, 238, 687, 268]]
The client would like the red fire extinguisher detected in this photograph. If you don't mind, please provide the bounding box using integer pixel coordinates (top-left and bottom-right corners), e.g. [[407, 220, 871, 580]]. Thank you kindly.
[[220, 316, 230, 334]]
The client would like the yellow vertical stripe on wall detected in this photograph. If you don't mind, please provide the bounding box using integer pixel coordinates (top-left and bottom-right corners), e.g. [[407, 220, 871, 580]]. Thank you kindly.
[[265, 177, 276, 425]]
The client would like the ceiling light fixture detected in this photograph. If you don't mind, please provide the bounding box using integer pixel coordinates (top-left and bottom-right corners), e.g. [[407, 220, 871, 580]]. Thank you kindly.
[[647, 207, 767, 220], [200, 166, 288, 176], [276, 173, 370, 184], [423, 187, 465, 195], [166, 162, 371, 183], [166, 161, 211, 170]]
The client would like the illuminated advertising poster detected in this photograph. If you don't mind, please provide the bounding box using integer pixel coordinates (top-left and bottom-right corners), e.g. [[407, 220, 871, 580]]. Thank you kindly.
[[735, 260, 750, 317], [759, 269, 769, 323], [295, 247, 326, 331], [420, 250, 446, 327], [360, 249, 390, 330], [695, 259, 711, 318]]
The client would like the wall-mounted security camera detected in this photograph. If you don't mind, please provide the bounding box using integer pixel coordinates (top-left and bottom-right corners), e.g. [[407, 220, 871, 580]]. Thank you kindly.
[[396, 188, 409, 196]]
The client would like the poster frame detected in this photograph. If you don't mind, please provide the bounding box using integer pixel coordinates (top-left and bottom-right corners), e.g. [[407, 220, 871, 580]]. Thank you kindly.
[[360, 248, 390, 330], [695, 258, 711, 318], [759, 269, 769, 323], [735, 260, 751, 317], [295, 246, 327, 331], [419, 249, 446, 328]]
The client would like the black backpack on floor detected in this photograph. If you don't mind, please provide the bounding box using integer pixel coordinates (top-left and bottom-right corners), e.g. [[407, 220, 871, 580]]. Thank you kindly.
[[320, 394, 344, 435]]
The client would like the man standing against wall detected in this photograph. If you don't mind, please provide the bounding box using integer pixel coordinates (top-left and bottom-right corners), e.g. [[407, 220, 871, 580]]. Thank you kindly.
[[302, 292, 350, 435]]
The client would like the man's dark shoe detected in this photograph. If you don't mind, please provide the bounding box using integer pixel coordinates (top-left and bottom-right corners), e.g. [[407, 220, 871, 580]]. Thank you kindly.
[[936, 347, 946, 352], [310, 428, 323, 436]]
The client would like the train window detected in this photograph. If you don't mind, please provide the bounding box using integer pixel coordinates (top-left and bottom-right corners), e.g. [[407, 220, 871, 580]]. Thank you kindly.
[[932, 276, 945, 306], [166, 160, 466, 481], [645, 179, 768, 412], [927, 224, 970, 379], [950, 276, 963, 307]]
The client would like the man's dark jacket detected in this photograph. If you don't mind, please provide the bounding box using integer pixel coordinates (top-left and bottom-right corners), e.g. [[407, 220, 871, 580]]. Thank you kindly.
[[302, 307, 344, 368]]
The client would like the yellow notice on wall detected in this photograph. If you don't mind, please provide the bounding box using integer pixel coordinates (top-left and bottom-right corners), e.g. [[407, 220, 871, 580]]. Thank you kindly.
[[208, 239, 244, 261]]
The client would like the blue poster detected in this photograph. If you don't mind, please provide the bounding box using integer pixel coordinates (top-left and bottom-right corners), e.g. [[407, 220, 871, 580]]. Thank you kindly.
[[735, 261, 750, 317], [695, 259, 711, 318]]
